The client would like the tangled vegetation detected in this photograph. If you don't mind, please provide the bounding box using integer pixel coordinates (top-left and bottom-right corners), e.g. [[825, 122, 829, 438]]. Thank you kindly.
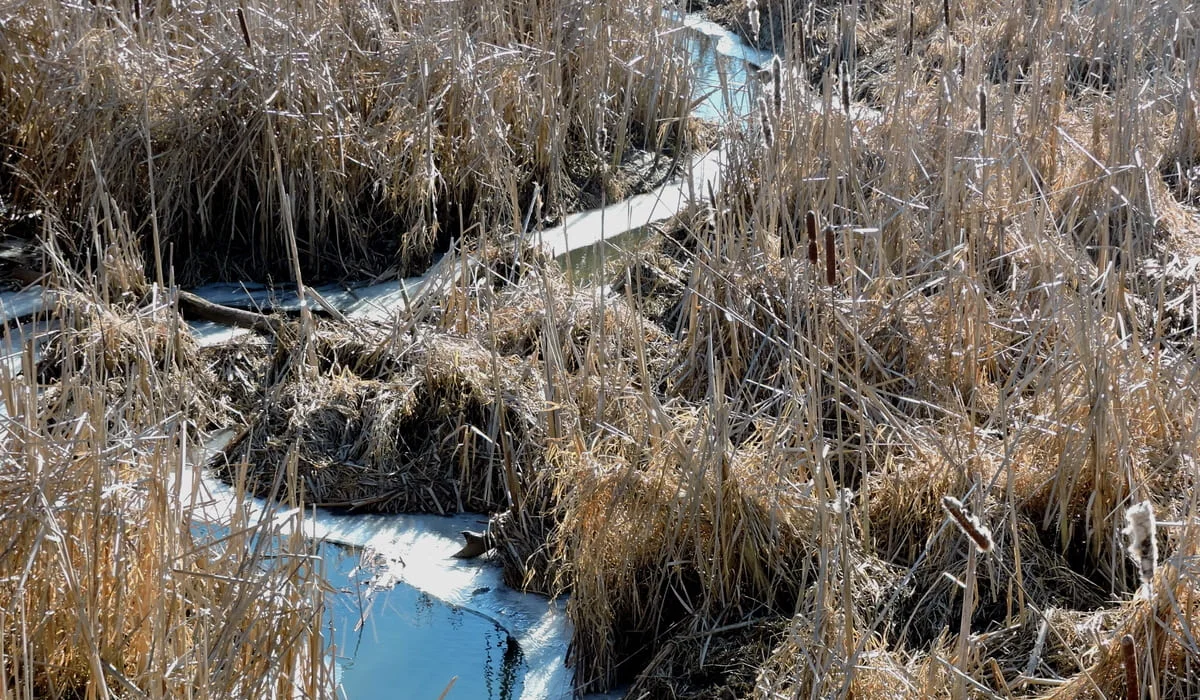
[[3, 0, 1200, 697]]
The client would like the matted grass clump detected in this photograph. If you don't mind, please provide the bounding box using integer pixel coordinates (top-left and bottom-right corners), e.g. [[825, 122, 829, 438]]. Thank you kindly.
[[215, 322, 547, 514]]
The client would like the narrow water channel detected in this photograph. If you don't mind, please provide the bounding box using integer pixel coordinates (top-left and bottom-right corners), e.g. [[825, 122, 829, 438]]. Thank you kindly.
[[0, 14, 769, 698]]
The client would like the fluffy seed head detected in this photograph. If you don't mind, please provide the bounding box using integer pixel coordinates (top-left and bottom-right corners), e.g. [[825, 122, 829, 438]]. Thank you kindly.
[[771, 55, 783, 116], [1123, 500, 1157, 585], [941, 495, 994, 554], [758, 98, 774, 147]]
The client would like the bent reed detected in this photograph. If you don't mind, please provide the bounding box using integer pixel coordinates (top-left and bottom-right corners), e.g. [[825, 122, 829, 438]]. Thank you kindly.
[[4, 0, 1200, 698]]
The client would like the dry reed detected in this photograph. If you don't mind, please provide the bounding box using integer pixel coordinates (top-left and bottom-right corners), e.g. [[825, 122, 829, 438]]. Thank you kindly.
[[5, 0, 1200, 696]]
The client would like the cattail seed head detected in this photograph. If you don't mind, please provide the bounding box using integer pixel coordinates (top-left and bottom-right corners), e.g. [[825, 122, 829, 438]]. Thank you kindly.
[[839, 61, 851, 114], [771, 55, 783, 116], [806, 211, 819, 264], [748, 0, 761, 43], [1123, 501, 1157, 585], [943, 0, 951, 29], [1121, 635, 1139, 700], [941, 495, 994, 554], [758, 97, 774, 146], [237, 7, 253, 50], [978, 85, 987, 133], [906, 9, 914, 56], [824, 226, 837, 285]]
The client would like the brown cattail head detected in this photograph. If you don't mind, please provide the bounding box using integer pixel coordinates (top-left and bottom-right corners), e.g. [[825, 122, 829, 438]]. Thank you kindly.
[[978, 85, 987, 133], [824, 226, 837, 285], [840, 61, 851, 114], [237, 7, 253, 50], [1121, 634, 1139, 700], [941, 495, 994, 553], [805, 210, 819, 263], [943, 0, 951, 29], [1123, 501, 1157, 585]]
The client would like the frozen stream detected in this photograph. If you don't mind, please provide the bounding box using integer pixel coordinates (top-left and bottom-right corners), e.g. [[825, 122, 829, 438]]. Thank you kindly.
[[178, 431, 569, 699], [1, 15, 779, 699]]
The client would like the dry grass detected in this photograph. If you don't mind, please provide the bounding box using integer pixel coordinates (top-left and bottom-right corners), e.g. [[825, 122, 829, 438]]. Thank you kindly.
[[1, 272, 331, 698], [216, 321, 547, 514], [5, 0, 1200, 696], [0, 0, 694, 284], [499, 0, 1200, 694]]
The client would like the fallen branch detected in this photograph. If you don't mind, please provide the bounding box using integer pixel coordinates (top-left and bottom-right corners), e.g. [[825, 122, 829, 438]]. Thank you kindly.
[[177, 290, 287, 336]]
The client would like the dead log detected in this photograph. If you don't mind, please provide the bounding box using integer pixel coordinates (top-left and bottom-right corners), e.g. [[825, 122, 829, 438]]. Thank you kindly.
[[177, 290, 287, 336]]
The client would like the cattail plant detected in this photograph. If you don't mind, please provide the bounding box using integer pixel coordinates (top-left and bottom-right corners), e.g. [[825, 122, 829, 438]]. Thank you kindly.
[[236, 7, 253, 50], [944, 494, 991, 700], [906, 7, 914, 55], [806, 210, 819, 264], [978, 85, 987, 133], [1123, 500, 1157, 586], [758, 96, 774, 147], [941, 495, 994, 554], [748, 0, 761, 43], [771, 55, 783, 117], [839, 61, 851, 114], [1121, 634, 1139, 700], [824, 226, 837, 285]]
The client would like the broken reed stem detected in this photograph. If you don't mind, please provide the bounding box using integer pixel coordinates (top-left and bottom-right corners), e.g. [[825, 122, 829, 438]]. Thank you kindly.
[[1121, 634, 1139, 700], [954, 545, 977, 700]]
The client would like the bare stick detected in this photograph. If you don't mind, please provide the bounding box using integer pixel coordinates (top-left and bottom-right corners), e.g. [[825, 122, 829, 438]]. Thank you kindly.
[[177, 290, 285, 336]]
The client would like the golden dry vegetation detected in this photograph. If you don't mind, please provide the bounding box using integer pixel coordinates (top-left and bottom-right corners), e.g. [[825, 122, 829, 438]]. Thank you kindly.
[[3, 0, 1200, 698]]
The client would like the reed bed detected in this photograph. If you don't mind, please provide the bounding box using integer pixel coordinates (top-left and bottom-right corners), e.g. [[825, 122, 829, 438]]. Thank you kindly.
[[1, 268, 331, 698], [515, 0, 1200, 693], [0, 0, 694, 284], [0, 0, 696, 694], [5, 0, 1200, 696]]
